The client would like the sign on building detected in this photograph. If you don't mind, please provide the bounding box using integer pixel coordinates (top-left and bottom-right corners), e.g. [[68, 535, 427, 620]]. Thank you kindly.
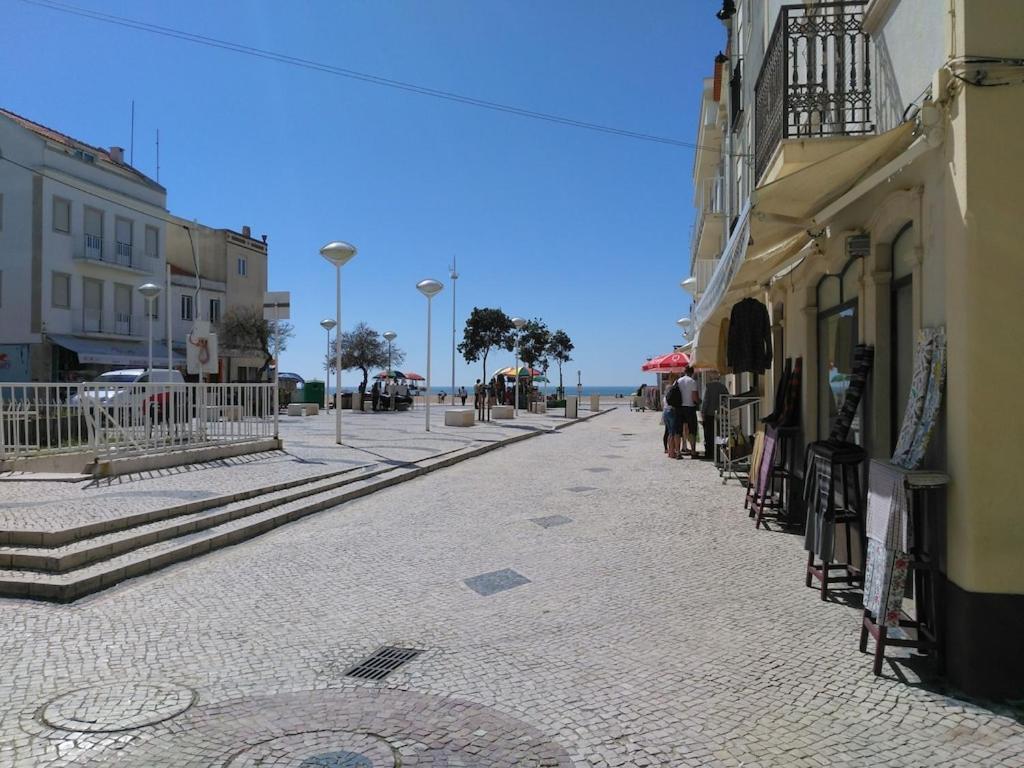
[[186, 320, 219, 375]]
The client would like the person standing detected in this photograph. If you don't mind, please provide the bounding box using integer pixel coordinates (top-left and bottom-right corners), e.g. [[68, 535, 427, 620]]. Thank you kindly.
[[664, 378, 683, 459], [371, 380, 381, 412], [387, 379, 398, 411], [459, 386, 468, 406], [676, 366, 700, 458], [474, 379, 482, 415], [701, 370, 729, 461]]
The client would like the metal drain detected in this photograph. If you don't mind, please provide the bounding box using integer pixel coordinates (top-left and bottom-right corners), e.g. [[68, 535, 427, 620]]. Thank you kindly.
[[344, 646, 423, 681]]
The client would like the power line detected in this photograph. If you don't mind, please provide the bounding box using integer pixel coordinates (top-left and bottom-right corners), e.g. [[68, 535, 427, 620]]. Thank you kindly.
[[18, 0, 747, 155]]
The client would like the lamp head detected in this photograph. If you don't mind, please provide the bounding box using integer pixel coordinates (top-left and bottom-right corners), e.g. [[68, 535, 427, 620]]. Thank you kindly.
[[320, 319, 337, 331], [676, 317, 691, 329], [319, 241, 357, 267], [137, 282, 161, 300], [416, 279, 443, 298], [511, 316, 526, 330], [383, 331, 397, 342], [680, 276, 697, 294]]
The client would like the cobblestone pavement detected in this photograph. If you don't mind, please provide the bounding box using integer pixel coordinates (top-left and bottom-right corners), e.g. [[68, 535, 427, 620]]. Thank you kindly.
[[2, 407, 1023, 766], [0, 403, 583, 533]]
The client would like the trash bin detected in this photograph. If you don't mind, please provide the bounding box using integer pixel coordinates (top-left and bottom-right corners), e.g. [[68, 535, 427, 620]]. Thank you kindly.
[[590, 394, 601, 412], [303, 380, 325, 408], [565, 396, 578, 419]]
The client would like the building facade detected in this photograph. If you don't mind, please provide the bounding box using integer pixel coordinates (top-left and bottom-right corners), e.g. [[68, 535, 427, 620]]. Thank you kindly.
[[0, 108, 168, 381], [687, 0, 1024, 698]]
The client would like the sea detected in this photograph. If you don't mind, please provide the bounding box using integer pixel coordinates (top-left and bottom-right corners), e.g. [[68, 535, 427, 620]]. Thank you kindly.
[[328, 385, 635, 397]]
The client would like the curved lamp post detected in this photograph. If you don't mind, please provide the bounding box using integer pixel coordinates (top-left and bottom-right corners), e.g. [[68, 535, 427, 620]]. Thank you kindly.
[[320, 241, 357, 444], [320, 318, 337, 411], [510, 316, 526, 417], [416, 279, 444, 431], [137, 283, 161, 372]]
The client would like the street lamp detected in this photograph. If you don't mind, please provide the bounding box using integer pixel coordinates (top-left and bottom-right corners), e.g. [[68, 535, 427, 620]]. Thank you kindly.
[[137, 283, 161, 372], [416, 279, 444, 432], [511, 316, 526, 417], [320, 318, 336, 412], [320, 240, 357, 445], [680, 276, 697, 294], [449, 258, 458, 401], [383, 331, 397, 375]]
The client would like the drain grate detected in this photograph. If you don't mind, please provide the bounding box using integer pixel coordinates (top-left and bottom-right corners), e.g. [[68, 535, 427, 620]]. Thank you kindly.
[[344, 646, 423, 681]]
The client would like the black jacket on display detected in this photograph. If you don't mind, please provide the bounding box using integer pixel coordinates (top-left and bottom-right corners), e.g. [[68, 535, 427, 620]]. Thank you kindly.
[[727, 297, 773, 374]]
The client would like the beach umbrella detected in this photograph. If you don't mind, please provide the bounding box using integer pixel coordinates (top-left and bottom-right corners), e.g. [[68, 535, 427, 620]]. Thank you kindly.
[[495, 365, 541, 378], [642, 352, 690, 373], [404, 372, 426, 381], [376, 369, 406, 379], [531, 375, 550, 383]]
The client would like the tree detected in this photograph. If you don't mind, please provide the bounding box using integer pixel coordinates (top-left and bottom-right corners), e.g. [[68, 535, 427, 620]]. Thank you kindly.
[[458, 307, 514, 386], [324, 322, 404, 392], [517, 319, 550, 395], [217, 305, 294, 381], [547, 329, 574, 397]]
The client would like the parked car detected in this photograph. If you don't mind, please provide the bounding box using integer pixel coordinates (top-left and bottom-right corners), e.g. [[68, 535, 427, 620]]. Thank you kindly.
[[69, 369, 186, 418]]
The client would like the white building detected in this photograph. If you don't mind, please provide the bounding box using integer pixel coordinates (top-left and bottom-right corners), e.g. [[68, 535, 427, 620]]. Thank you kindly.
[[0, 108, 169, 381]]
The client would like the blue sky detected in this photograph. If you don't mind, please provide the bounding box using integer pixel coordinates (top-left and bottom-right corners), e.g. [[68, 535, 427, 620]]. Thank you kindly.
[[2, 0, 724, 386]]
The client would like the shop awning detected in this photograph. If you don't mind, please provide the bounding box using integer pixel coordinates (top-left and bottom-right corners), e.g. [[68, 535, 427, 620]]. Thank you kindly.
[[50, 334, 176, 367], [693, 121, 918, 334]]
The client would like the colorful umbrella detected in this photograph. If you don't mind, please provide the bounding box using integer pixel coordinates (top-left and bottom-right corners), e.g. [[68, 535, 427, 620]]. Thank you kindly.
[[495, 366, 542, 378], [376, 369, 406, 379], [641, 352, 690, 373], [403, 372, 425, 381]]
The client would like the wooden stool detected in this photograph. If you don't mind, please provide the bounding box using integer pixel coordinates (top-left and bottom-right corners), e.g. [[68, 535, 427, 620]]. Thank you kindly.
[[752, 426, 799, 529], [804, 444, 866, 600], [859, 471, 949, 676]]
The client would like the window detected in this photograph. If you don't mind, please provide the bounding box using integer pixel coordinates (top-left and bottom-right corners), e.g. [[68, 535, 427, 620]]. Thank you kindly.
[[145, 225, 159, 258], [237, 256, 247, 276], [115, 217, 133, 266], [181, 294, 193, 321], [53, 197, 71, 233], [51, 272, 70, 308], [817, 252, 865, 445], [83, 277, 103, 332], [209, 298, 221, 324]]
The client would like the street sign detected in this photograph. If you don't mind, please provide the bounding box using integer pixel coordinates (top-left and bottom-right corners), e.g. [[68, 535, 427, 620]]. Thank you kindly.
[[264, 291, 291, 321], [187, 320, 219, 374]]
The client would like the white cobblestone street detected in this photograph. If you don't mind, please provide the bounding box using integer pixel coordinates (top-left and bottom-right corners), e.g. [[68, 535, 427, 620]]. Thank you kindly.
[[2, 406, 1023, 767]]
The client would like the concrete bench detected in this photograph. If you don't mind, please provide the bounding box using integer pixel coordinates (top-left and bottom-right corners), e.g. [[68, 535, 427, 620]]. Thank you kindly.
[[530, 402, 547, 414], [491, 405, 514, 419], [287, 402, 319, 416], [444, 408, 475, 427]]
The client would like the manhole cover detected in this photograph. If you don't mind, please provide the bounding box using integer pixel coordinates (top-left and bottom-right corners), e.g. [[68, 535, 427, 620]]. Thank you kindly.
[[463, 568, 531, 596], [531, 514, 573, 528], [40, 681, 197, 733], [225, 731, 395, 767]]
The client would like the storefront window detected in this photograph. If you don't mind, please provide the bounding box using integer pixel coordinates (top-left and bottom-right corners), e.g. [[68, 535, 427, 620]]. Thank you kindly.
[[891, 224, 914, 450], [817, 256, 863, 444]]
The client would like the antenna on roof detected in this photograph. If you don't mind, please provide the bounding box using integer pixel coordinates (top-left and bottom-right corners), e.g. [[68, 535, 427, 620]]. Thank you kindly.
[[130, 99, 135, 165], [155, 129, 160, 182]]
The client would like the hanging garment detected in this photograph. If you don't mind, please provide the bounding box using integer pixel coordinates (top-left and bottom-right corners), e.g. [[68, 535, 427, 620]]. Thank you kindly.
[[863, 538, 912, 627], [726, 298, 773, 374], [803, 453, 836, 560], [830, 344, 874, 443], [779, 357, 803, 428], [892, 327, 947, 470], [763, 358, 791, 425]]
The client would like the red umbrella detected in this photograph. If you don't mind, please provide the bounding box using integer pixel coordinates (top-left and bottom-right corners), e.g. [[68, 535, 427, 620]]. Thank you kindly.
[[642, 351, 690, 372], [404, 372, 425, 381]]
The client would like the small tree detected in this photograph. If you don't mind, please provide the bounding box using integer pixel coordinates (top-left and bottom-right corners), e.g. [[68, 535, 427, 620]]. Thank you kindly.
[[458, 307, 514, 387], [324, 322, 404, 392], [217, 305, 294, 381], [547, 329, 574, 397], [517, 318, 550, 398]]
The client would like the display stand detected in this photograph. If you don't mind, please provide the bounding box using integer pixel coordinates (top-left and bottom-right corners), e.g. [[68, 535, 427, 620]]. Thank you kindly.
[[859, 469, 949, 676], [750, 426, 800, 529], [716, 395, 760, 485]]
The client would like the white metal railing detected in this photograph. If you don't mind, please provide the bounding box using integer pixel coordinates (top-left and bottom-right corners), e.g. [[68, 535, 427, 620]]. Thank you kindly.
[[693, 257, 719, 296], [84, 233, 103, 261], [690, 176, 727, 259], [115, 241, 133, 266], [0, 382, 276, 462]]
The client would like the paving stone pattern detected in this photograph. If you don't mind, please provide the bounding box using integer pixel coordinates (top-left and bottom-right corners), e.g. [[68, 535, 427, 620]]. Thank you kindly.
[[2, 407, 1023, 766]]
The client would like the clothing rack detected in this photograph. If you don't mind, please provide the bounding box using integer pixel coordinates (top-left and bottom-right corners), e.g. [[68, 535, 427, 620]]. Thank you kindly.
[[717, 395, 760, 485]]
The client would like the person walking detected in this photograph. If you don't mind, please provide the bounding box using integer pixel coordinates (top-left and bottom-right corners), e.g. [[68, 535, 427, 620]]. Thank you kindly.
[[664, 380, 683, 459], [473, 379, 482, 415], [701, 370, 729, 461], [459, 386, 468, 406], [676, 366, 700, 458]]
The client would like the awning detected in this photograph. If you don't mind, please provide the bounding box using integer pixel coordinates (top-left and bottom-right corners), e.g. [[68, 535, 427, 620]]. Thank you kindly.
[[693, 121, 918, 334], [642, 351, 690, 373], [50, 334, 177, 367]]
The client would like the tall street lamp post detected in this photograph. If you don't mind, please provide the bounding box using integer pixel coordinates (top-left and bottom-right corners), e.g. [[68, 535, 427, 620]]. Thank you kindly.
[[320, 318, 337, 412], [137, 283, 161, 373], [511, 316, 526, 417], [320, 241, 357, 445], [416, 279, 444, 432], [383, 331, 397, 376], [449, 258, 458, 401]]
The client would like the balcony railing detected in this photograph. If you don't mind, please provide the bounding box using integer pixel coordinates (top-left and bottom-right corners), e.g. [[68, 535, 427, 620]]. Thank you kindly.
[[78, 235, 144, 271], [71, 308, 146, 337], [754, 2, 873, 181], [693, 258, 719, 297], [115, 241, 133, 267], [84, 233, 103, 261], [729, 59, 743, 131]]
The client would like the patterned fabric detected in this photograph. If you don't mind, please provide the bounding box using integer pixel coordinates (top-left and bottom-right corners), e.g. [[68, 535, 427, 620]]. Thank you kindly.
[[803, 454, 836, 560], [863, 538, 910, 627], [892, 332, 934, 466], [830, 345, 874, 442], [865, 460, 911, 552], [893, 328, 947, 470]]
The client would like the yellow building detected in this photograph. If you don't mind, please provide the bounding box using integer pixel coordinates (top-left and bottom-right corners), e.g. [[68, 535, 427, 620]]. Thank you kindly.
[[688, 0, 1024, 699]]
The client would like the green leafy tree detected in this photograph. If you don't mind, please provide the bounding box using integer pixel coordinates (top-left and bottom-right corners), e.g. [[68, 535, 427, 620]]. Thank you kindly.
[[217, 305, 294, 381], [324, 322, 404, 392], [458, 307, 514, 386], [547, 329, 574, 397], [517, 318, 551, 379]]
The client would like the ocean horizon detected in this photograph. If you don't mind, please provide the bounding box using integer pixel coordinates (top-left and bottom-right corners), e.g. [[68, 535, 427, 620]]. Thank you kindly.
[[324, 384, 637, 397]]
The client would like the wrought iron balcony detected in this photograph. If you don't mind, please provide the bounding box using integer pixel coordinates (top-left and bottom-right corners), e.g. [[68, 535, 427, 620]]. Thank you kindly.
[[754, 2, 873, 181]]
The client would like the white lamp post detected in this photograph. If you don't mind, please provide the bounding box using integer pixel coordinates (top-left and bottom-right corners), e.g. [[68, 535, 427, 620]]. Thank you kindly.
[[137, 283, 161, 372], [320, 318, 337, 412], [320, 241, 357, 445], [416, 279, 444, 431], [383, 331, 397, 376], [449, 258, 458, 401], [511, 316, 526, 417]]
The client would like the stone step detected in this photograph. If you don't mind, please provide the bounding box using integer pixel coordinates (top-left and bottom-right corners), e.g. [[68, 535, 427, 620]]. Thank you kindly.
[[0, 463, 394, 574]]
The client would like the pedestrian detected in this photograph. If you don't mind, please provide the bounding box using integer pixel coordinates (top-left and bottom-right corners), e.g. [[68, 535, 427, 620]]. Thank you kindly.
[[701, 370, 729, 461], [459, 386, 468, 406], [371, 380, 381, 412], [664, 377, 683, 459], [676, 366, 700, 458], [387, 379, 398, 410], [474, 379, 482, 413]]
